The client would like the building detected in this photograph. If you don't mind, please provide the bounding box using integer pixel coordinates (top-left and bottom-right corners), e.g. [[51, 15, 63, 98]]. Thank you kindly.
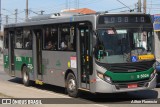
[[0, 31, 3, 36], [62, 8, 96, 14], [153, 15, 160, 61]]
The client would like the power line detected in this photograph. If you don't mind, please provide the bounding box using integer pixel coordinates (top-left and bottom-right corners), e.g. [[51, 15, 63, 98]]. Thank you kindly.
[[115, 0, 132, 11], [29, 9, 45, 15], [148, 4, 160, 5], [2, 8, 15, 16], [17, 10, 25, 15], [107, 4, 135, 12], [107, 6, 127, 11], [24, 0, 102, 14], [147, 7, 160, 9]]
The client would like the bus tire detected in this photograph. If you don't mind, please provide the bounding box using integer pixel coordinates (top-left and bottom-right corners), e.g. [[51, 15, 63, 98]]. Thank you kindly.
[[22, 66, 30, 86], [66, 73, 79, 97]]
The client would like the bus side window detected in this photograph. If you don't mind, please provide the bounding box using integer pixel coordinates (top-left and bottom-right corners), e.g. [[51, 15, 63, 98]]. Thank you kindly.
[[23, 29, 32, 49], [15, 29, 23, 49], [50, 27, 58, 50], [59, 25, 76, 51], [43, 27, 53, 50]]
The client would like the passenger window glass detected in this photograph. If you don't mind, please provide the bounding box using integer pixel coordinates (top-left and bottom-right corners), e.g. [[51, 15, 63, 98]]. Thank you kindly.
[[50, 27, 58, 50], [23, 29, 32, 49], [15, 29, 23, 49], [44, 27, 51, 49], [44, 27, 58, 50], [59, 25, 76, 51]]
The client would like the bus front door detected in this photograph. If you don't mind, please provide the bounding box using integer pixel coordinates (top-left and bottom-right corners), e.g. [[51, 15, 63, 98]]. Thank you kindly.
[[33, 29, 43, 82], [8, 31, 15, 76], [79, 25, 91, 90]]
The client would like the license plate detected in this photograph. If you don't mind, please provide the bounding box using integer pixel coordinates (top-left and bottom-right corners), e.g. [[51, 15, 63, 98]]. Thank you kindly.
[[128, 84, 138, 88]]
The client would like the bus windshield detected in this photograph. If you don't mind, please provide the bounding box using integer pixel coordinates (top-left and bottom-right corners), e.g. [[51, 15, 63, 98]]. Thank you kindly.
[[95, 28, 154, 64]]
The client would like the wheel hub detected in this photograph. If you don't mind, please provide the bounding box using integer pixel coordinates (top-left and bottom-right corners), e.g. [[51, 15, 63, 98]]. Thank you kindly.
[[23, 68, 28, 82], [68, 79, 76, 91]]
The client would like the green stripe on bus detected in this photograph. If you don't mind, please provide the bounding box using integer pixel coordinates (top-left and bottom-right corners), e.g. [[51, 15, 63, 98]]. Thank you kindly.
[[14, 56, 44, 74], [3, 55, 45, 73], [3, 55, 9, 69], [14, 56, 33, 71], [104, 67, 154, 82]]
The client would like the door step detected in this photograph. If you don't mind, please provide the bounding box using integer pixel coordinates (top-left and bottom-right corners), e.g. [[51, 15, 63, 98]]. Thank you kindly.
[[11, 74, 15, 77], [78, 88, 90, 92], [35, 80, 43, 85]]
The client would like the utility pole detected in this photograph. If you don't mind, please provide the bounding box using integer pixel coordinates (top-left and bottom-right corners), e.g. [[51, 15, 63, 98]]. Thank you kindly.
[[75, 0, 79, 9], [138, 0, 142, 12], [0, 0, 1, 30], [143, 0, 147, 13], [76, 0, 79, 9], [15, 9, 18, 23], [6, 15, 8, 24], [26, 0, 28, 20], [66, 0, 68, 9]]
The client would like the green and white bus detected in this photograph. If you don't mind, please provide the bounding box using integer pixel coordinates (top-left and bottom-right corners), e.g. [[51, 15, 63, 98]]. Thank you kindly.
[[3, 12, 157, 97]]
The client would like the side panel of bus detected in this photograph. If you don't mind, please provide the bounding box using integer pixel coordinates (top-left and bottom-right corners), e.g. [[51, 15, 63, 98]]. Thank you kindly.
[[42, 51, 77, 87], [4, 20, 95, 90], [3, 29, 9, 75], [3, 29, 15, 76], [14, 50, 33, 79], [39, 24, 78, 87], [12, 28, 33, 80]]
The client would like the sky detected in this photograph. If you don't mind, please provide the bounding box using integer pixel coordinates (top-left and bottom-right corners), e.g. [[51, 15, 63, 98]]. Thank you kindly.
[[1, 0, 160, 25]]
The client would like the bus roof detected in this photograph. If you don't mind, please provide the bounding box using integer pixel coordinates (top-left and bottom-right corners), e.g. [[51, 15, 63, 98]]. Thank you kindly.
[[4, 12, 150, 28]]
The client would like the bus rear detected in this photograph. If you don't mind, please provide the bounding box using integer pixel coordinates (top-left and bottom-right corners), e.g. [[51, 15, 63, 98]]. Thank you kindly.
[[93, 13, 156, 93]]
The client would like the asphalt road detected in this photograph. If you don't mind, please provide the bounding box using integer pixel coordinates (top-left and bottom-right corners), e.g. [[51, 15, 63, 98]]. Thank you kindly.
[[0, 58, 160, 107]]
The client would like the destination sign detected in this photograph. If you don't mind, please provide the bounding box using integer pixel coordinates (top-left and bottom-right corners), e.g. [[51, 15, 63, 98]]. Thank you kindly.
[[154, 15, 160, 31], [98, 15, 152, 24]]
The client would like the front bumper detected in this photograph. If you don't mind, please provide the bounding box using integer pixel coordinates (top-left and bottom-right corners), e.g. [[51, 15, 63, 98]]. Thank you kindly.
[[95, 74, 157, 93]]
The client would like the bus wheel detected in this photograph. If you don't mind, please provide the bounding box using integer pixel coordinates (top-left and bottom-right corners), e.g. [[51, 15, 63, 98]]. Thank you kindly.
[[22, 66, 30, 86], [66, 73, 79, 97]]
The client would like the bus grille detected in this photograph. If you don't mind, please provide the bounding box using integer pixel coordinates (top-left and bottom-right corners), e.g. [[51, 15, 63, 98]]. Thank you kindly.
[[96, 60, 155, 72], [112, 78, 150, 83], [115, 82, 148, 90]]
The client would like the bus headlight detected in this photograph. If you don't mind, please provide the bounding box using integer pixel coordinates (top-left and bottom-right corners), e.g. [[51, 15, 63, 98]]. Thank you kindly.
[[97, 72, 104, 80], [104, 76, 112, 83], [97, 71, 112, 83]]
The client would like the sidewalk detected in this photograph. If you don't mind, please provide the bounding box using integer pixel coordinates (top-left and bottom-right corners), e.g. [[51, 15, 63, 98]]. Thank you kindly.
[[0, 54, 3, 64], [0, 55, 3, 70]]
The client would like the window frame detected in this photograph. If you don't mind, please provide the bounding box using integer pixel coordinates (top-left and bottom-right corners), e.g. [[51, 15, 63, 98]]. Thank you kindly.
[[4, 28, 9, 49], [42, 23, 77, 52]]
